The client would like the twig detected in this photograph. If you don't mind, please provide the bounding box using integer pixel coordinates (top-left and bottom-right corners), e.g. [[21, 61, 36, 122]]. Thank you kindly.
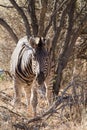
[[0, 4, 27, 9], [0, 106, 22, 117], [13, 123, 28, 130], [43, 0, 71, 37], [0, 88, 13, 93]]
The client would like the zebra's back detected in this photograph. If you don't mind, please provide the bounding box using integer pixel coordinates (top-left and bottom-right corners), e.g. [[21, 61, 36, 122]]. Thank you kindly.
[[10, 36, 35, 84]]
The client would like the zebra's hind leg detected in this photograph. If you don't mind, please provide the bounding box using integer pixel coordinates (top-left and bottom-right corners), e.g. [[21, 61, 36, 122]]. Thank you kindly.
[[12, 79, 22, 108], [24, 86, 31, 115], [45, 83, 54, 106], [30, 86, 38, 117]]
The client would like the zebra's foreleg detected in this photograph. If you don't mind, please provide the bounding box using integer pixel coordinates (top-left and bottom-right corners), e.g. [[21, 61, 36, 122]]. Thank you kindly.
[[45, 83, 54, 106], [30, 86, 38, 117]]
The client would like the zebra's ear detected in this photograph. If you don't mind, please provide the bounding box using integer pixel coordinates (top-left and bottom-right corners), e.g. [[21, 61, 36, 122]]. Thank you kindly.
[[29, 37, 36, 48], [38, 37, 43, 47], [29, 37, 40, 49]]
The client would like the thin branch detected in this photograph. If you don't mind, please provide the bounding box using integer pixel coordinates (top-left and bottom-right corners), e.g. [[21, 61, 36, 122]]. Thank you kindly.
[[43, 0, 70, 37], [77, 39, 87, 59], [0, 106, 23, 118], [28, 0, 38, 36], [0, 18, 18, 43], [38, 0, 48, 36], [0, 4, 13, 8], [52, 0, 58, 32], [13, 123, 28, 130], [68, 15, 87, 52], [74, 4, 86, 21], [65, 14, 87, 60], [0, 4, 27, 9], [51, 6, 68, 59], [9, 0, 31, 36], [27, 99, 61, 124], [61, 0, 76, 55]]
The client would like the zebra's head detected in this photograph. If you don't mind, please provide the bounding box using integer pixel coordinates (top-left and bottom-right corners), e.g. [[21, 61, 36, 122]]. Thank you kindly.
[[29, 36, 51, 85]]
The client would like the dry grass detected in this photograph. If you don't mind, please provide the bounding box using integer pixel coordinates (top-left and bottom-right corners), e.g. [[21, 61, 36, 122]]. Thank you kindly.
[[0, 79, 87, 130]]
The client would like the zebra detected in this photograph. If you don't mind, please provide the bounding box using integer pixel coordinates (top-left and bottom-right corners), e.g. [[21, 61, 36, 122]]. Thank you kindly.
[[10, 36, 54, 116]]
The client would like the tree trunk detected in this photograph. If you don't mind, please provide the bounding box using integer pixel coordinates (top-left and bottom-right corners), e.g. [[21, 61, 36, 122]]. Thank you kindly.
[[28, 0, 38, 36]]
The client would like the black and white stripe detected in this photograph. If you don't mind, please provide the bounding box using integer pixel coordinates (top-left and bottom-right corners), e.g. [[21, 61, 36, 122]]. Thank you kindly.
[[10, 36, 54, 116]]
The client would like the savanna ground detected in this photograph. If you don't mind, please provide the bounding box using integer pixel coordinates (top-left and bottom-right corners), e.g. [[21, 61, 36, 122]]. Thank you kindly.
[[0, 74, 87, 130]]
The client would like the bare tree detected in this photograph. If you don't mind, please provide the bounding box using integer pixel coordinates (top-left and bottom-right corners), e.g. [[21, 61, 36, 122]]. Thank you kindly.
[[0, 0, 87, 97]]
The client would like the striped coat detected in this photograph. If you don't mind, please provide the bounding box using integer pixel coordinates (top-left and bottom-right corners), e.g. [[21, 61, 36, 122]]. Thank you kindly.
[[10, 36, 54, 116]]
